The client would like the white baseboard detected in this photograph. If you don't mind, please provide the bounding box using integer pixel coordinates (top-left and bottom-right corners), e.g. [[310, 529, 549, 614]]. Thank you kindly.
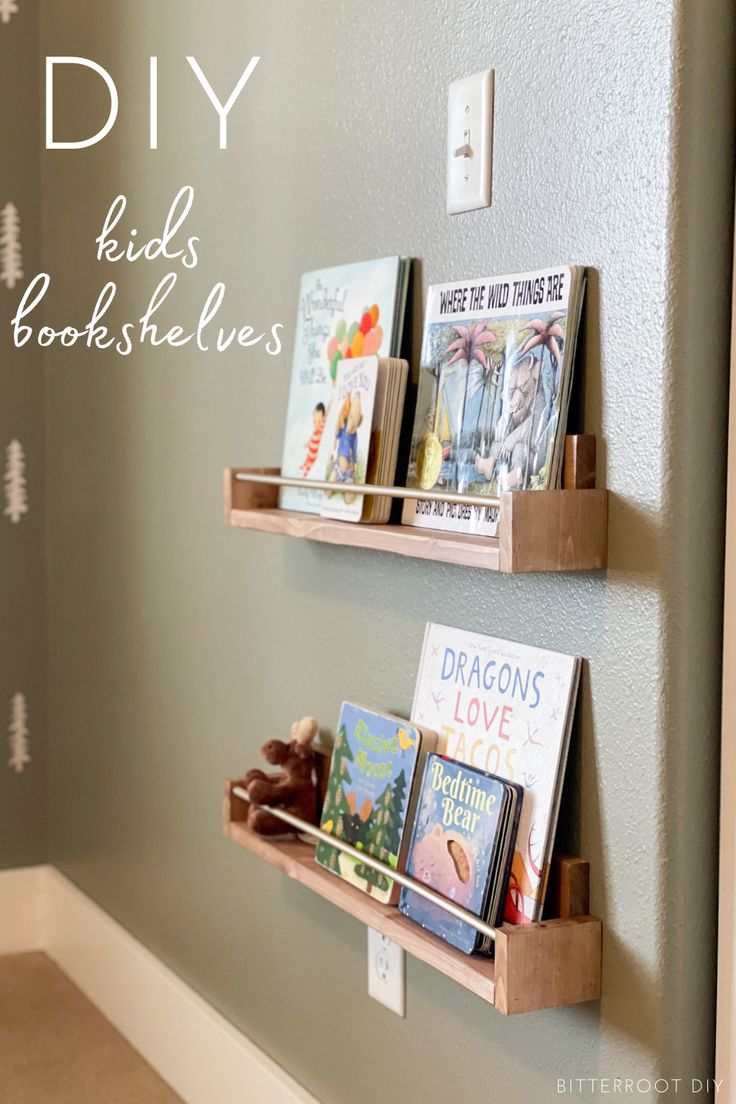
[[0, 866, 319, 1104], [0, 865, 46, 954]]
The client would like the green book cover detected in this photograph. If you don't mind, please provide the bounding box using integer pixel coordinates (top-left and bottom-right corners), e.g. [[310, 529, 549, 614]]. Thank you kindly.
[[316, 703, 431, 904]]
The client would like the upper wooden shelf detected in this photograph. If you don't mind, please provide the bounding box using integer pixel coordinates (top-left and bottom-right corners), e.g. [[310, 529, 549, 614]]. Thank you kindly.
[[224, 780, 602, 1014], [223, 437, 608, 574]]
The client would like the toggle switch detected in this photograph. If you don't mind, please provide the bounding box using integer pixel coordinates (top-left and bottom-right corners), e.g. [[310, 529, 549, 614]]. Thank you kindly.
[[447, 69, 494, 214], [454, 130, 472, 159]]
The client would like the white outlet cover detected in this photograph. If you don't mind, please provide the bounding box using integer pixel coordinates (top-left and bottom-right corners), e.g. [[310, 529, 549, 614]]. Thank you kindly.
[[447, 69, 494, 214], [367, 928, 406, 1017]]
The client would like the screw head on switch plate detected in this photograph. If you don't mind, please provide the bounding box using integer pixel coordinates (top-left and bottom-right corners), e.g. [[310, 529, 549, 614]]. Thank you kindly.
[[447, 69, 494, 214]]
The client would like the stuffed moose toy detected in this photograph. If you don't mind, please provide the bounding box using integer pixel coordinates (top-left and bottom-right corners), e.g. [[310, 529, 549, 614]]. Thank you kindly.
[[242, 715, 320, 835]]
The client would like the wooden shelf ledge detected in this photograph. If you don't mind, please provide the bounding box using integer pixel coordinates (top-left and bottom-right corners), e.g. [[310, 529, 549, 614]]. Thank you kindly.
[[223, 437, 608, 574], [224, 781, 602, 1014]]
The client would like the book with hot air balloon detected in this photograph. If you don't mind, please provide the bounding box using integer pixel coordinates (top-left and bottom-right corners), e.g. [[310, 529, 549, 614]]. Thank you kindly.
[[401, 266, 586, 537], [315, 703, 436, 905], [279, 257, 410, 516]]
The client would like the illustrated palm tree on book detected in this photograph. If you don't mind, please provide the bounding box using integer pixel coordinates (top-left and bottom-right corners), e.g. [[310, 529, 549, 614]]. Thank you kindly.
[[418, 322, 497, 490], [474, 312, 567, 491], [517, 312, 565, 484]]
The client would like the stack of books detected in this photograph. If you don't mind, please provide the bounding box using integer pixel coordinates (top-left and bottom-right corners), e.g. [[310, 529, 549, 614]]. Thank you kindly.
[[277, 258, 586, 533], [278, 257, 410, 522], [315, 622, 581, 955]]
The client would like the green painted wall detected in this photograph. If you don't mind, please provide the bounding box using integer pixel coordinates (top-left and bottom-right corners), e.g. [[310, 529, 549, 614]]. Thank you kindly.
[[0, 0, 46, 869], [31, 1, 736, 1101]]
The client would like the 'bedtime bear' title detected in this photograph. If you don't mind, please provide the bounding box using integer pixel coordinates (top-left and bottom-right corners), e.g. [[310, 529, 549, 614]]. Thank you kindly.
[[430, 758, 496, 832]]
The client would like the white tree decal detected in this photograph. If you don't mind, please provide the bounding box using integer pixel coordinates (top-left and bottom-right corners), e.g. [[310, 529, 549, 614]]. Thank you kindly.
[[0, 202, 23, 288], [0, 0, 18, 23], [8, 692, 30, 774], [3, 438, 28, 523]]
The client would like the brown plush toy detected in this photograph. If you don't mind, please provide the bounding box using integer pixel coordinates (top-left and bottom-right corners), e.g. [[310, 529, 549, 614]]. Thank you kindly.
[[242, 716, 320, 835]]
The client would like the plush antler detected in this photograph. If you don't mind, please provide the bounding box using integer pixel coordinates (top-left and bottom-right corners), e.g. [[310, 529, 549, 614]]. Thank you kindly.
[[292, 716, 319, 745]]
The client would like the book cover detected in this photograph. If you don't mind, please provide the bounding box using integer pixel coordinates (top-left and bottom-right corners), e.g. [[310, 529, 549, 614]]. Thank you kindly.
[[316, 703, 431, 904], [411, 623, 581, 924], [399, 755, 511, 955], [319, 356, 378, 522], [402, 266, 585, 537], [279, 257, 408, 515]]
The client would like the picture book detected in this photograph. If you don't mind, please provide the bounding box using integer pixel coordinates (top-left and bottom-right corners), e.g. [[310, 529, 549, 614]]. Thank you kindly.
[[402, 266, 586, 537], [399, 755, 522, 955], [410, 623, 581, 924], [361, 356, 409, 524], [319, 357, 378, 522], [279, 257, 410, 515], [317, 355, 409, 524], [316, 703, 435, 905]]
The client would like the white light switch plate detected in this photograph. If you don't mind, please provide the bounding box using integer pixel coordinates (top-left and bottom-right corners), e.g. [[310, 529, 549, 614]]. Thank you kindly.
[[367, 928, 405, 1017], [447, 69, 494, 214]]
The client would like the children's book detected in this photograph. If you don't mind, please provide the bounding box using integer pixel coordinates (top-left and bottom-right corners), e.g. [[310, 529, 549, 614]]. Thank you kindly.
[[410, 623, 581, 924], [399, 755, 522, 955], [402, 266, 586, 537], [319, 357, 378, 523], [279, 257, 410, 515], [317, 355, 409, 524], [316, 703, 436, 904], [361, 356, 409, 524]]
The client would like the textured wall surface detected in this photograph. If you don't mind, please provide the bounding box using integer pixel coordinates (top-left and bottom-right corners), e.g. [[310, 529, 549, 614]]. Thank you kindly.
[[0, 0, 46, 868], [38, 2, 733, 1102]]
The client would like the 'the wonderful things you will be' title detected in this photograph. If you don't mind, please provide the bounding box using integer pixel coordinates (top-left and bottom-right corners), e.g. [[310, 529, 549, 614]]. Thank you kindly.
[[10, 57, 285, 358]]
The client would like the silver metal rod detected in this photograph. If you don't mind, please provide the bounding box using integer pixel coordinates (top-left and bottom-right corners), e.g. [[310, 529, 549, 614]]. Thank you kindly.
[[232, 785, 497, 943], [234, 470, 502, 512]]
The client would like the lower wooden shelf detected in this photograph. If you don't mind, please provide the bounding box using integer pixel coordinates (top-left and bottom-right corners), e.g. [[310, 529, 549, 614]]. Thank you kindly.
[[224, 780, 602, 1014]]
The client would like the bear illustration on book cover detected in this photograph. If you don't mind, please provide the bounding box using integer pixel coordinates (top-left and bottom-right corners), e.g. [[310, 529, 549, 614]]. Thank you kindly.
[[399, 755, 519, 955], [410, 623, 581, 925]]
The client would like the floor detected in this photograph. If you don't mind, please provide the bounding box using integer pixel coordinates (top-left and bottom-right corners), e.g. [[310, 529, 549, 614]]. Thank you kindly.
[[0, 952, 182, 1104]]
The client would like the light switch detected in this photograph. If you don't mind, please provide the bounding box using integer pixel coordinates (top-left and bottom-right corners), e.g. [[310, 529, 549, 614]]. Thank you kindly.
[[447, 69, 494, 215]]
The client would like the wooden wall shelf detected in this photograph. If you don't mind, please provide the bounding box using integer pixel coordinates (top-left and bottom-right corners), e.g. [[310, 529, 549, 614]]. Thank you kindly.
[[224, 780, 602, 1014], [223, 436, 608, 574]]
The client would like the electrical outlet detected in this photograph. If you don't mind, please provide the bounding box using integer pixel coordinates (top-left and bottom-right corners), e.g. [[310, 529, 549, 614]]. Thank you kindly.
[[447, 69, 494, 214], [367, 928, 405, 1017]]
